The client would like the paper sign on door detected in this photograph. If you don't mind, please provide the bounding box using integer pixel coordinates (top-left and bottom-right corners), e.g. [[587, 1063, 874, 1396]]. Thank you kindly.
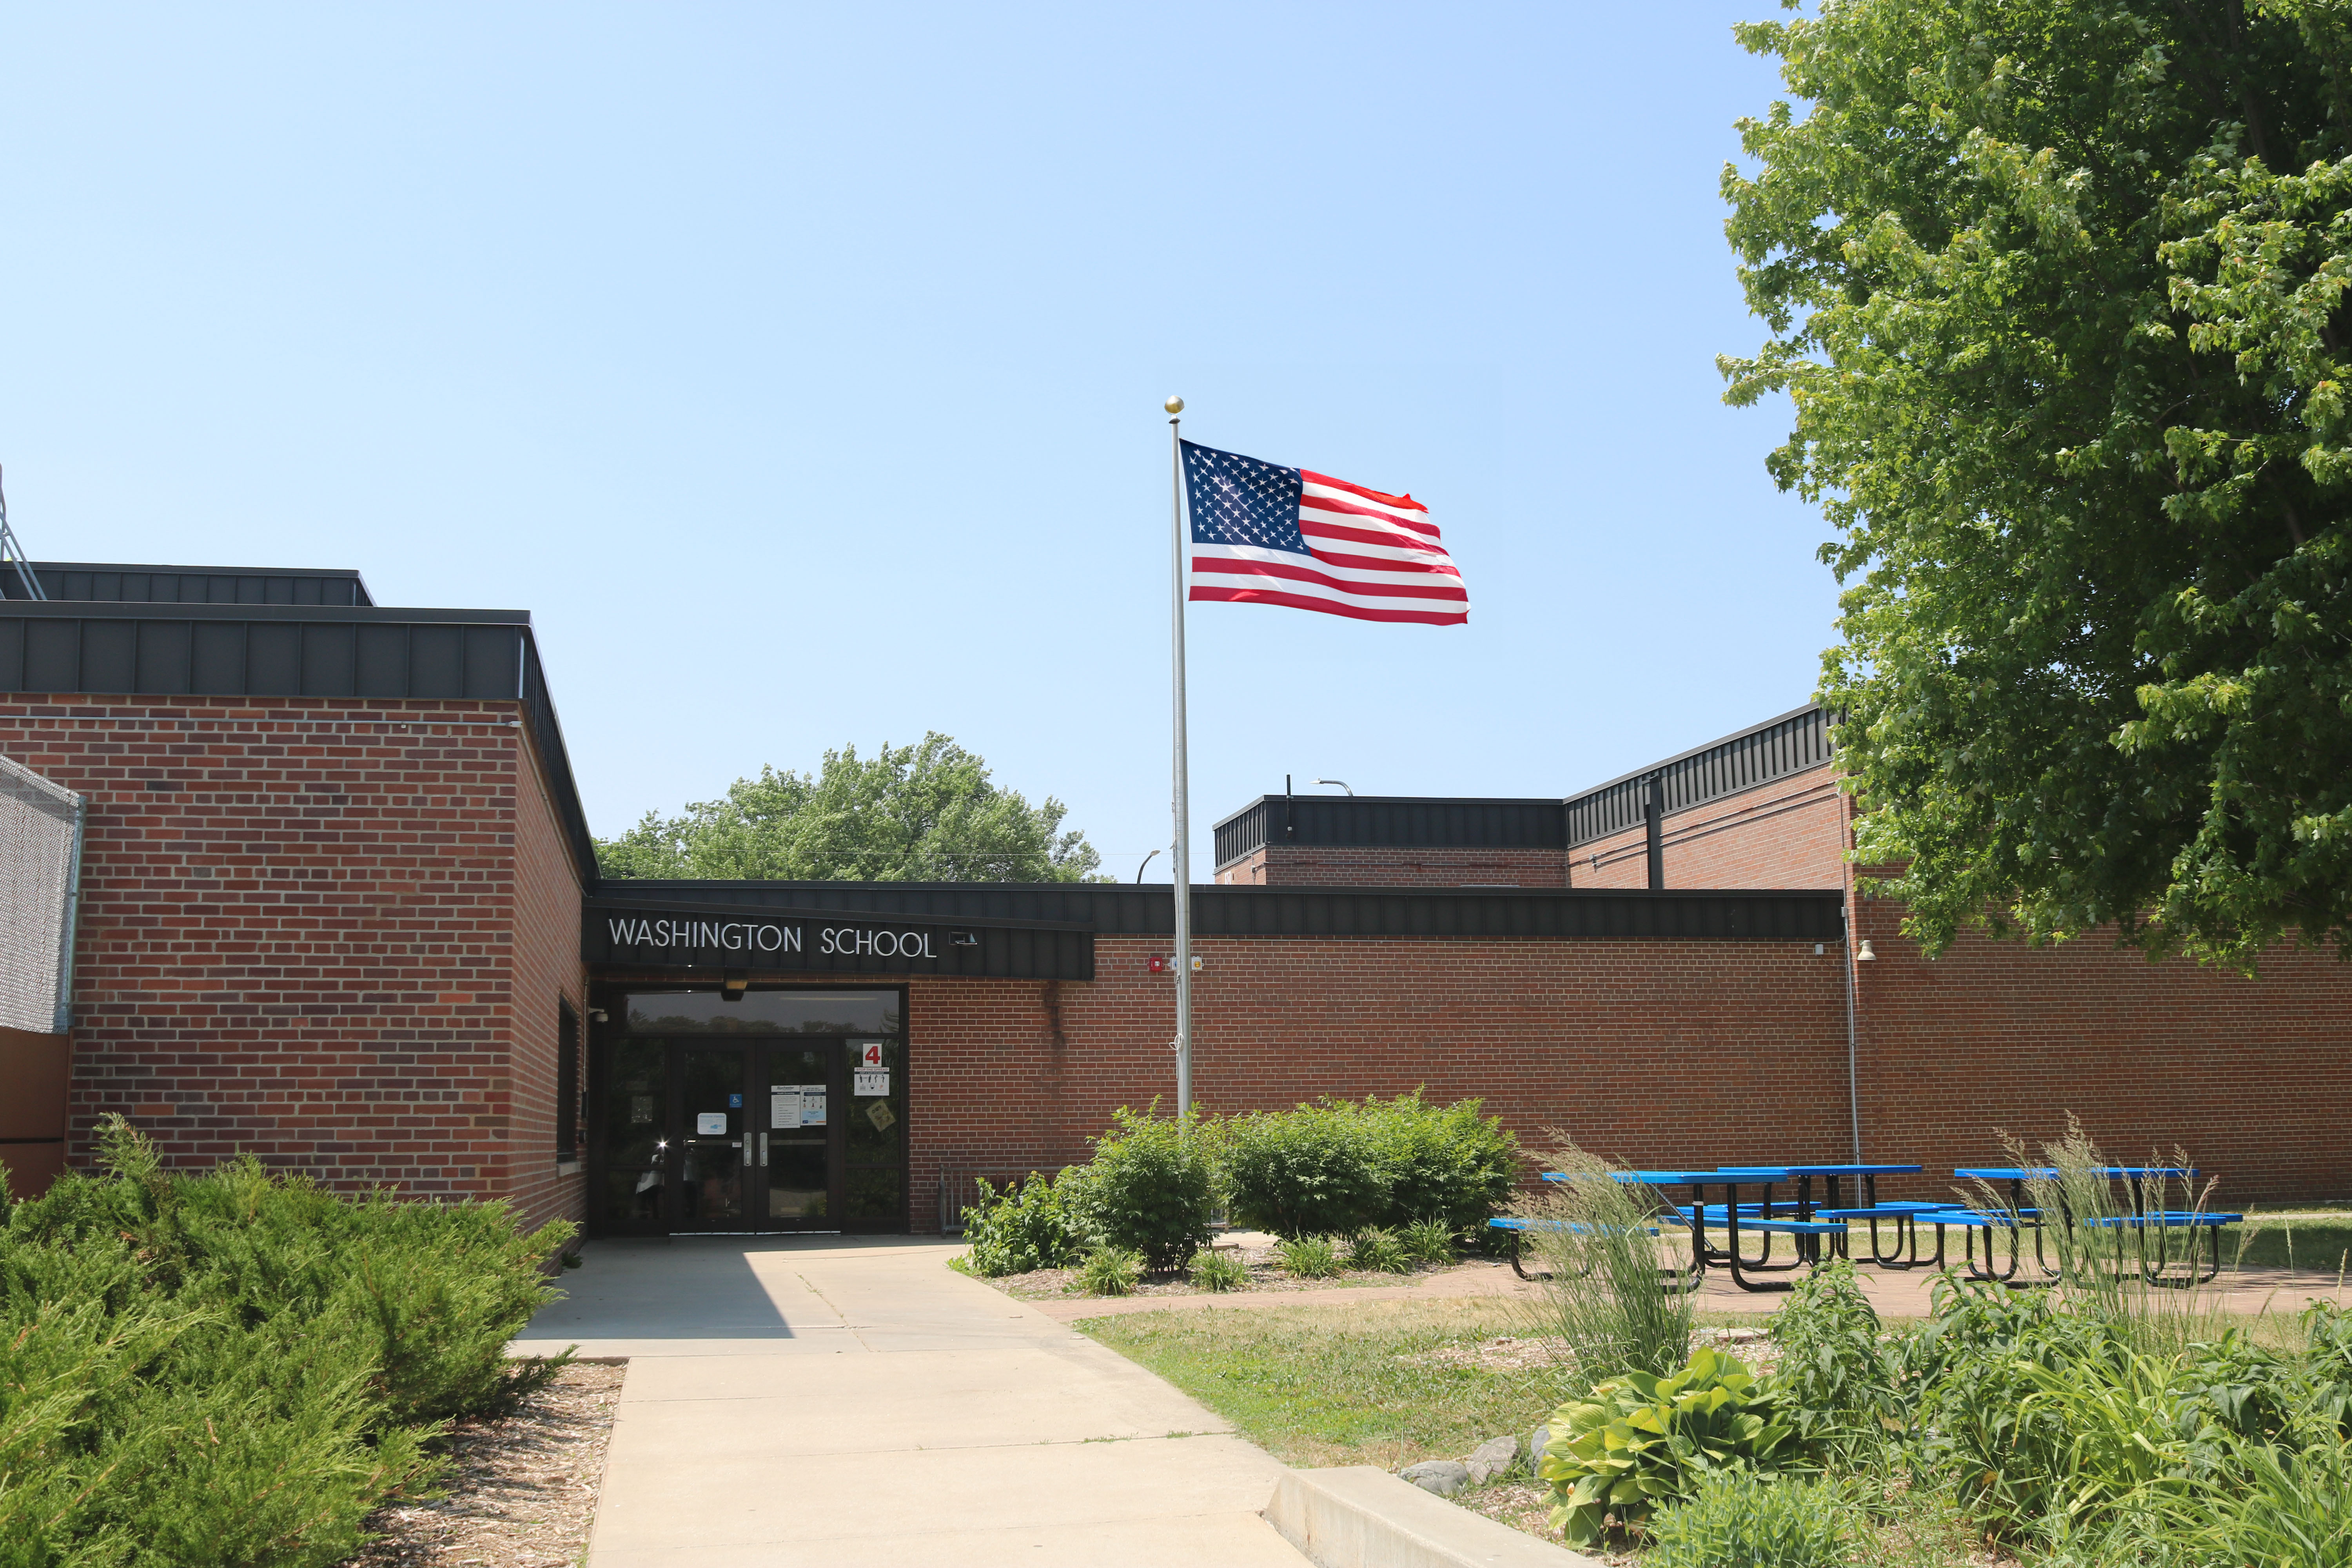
[[854, 1069, 889, 1097], [695, 1112, 728, 1135], [770, 1086, 827, 1127]]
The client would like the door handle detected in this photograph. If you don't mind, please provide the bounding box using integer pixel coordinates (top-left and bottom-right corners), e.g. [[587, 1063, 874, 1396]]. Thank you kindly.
[[758, 1132, 769, 1167]]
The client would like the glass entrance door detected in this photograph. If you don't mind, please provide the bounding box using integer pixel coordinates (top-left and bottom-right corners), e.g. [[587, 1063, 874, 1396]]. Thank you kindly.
[[675, 1042, 846, 1230], [762, 1043, 837, 1227], [676, 1047, 750, 1228], [588, 987, 909, 1236]]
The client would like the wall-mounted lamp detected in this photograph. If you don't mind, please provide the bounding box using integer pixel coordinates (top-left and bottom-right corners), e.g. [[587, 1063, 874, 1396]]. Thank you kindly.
[[950, 930, 980, 948], [720, 971, 750, 1000], [588, 1008, 608, 1024], [1856, 939, 1877, 962], [1312, 778, 1354, 797]]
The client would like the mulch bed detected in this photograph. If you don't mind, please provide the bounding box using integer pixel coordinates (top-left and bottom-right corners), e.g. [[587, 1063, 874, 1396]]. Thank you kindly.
[[344, 1361, 626, 1568], [977, 1238, 1461, 1300]]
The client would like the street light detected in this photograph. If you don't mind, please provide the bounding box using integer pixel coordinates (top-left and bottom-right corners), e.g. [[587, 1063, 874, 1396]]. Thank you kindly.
[[1313, 778, 1354, 797]]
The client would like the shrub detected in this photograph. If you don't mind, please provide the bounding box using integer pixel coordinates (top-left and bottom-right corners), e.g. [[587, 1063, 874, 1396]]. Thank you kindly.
[[1515, 1141, 1694, 1390], [1218, 1093, 1519, 1241], [1078, 1245, 1142, 1296], [1353, 1091, 1518, 1234], [1220, 1103, 1388, 1239], [0, 1117, 573, 1568], [1401, 1216, 1456, 1265], [1766, 1258, 1896, 1454], [1648, 1470, 1858, 1568], [962, 1171, 1085, 1276], [1067, 1106, 1214, 1272], [1277, 1236, 1342, 1279], [1537, 1347, 1800, 1547], [1188, 1248, 1249, 1293]]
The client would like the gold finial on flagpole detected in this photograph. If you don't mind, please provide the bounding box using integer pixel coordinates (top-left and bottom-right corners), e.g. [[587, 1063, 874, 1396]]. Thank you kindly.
[[1164, 396, 1185, 414]]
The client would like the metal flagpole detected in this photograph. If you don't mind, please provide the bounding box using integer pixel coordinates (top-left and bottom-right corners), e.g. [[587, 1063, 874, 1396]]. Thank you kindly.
[[1165, 395, 1192, 1121]]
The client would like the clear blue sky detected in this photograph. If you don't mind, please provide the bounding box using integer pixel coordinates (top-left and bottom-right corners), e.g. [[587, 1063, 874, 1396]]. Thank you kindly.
[[1, 4, 1827, 880]]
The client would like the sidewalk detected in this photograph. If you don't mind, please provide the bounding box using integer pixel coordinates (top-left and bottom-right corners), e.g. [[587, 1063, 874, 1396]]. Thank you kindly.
[[512, 1236, 1307, 1568]]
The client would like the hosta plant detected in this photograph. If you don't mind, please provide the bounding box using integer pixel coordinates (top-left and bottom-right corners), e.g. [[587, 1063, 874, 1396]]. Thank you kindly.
[[1537, 1347, 1802, 1547]]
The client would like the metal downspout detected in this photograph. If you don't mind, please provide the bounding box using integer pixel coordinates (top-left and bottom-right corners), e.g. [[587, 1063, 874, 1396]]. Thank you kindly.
[[1843, 899, 1861, 1163]]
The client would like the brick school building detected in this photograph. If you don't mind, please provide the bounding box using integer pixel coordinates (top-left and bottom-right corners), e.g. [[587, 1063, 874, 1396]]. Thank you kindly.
[[2, 563, 2345, 1232]]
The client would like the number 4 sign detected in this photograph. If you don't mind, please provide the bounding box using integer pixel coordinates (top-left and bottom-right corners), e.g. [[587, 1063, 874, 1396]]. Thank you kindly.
[[855, 1042, 884, 1069]]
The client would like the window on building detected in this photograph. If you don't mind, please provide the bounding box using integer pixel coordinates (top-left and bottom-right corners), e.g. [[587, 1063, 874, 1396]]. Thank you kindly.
[[557, 999, 581, 1160]]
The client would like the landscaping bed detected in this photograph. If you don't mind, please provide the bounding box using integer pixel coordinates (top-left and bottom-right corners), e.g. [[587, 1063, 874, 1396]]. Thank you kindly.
[[973, 1235, 1465, 1301], [0, 1116, 578, 1568], [1084, 1130, 2352, 1567], [346, 1361, 623, 1568]]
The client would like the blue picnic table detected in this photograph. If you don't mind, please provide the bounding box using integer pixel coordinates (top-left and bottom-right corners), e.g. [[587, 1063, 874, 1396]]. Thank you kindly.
[[1492, 1161, 2234, 1292], [1519, 1163, 1924, 1293], [1931, 1168, 2229, 1286]]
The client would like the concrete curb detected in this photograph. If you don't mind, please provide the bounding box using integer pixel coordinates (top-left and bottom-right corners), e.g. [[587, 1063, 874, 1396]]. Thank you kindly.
[[1264, 1466, 1603, 1568]]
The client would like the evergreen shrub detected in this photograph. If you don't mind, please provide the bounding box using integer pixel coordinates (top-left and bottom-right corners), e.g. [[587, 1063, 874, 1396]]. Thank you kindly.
[[0, 1116, 575, 1568]]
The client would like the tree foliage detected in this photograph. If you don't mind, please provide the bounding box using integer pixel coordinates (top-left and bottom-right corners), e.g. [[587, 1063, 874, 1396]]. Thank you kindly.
[[596, 731, 1105, 882], [1724, 0, 2352, 967]]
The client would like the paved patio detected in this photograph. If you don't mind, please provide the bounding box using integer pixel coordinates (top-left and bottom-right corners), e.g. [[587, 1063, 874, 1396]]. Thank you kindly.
[[512, 1236, 1308, 1568]]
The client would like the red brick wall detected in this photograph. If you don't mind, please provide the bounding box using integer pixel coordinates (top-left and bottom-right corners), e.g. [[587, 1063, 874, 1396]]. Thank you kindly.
[[1845, 884, 2352, 1209], [904, 933, 1855, 1231], [0, 692, 586, 1234], [1573, 771, 1847, 890], [1216, 845, 1571, 886], [502, 725, 592, 1237]]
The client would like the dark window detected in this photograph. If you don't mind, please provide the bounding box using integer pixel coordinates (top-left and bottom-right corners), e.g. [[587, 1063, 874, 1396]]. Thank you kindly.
[[557, 999, 581, 1159], [621, 989, 901, 1036]]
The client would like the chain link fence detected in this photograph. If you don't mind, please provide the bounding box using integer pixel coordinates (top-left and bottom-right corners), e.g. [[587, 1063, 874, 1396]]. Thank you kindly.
[[0, 753, 83, 1034]]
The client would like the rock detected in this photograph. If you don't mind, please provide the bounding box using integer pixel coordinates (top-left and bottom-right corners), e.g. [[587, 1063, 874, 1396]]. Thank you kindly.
[[1398, 1459, 1470, 1497], [1527, 1425, 1551, 1474], [1464, 1434, 1519, 1484]]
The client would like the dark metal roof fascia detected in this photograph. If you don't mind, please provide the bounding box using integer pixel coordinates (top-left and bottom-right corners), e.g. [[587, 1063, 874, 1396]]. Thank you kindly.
[[1209, 793, 1572, 868], [595, 879, 1166, 932], [1564, 702, 1825, 801], [3, 561, 376, 606], [586, 892, 1093, 933], [0, 600, 522, 624], [1563, 704, 1837, 849], [0, 599, 598, 887], [1209, 793, 1568, 833], [592, 880, 1845, 942]]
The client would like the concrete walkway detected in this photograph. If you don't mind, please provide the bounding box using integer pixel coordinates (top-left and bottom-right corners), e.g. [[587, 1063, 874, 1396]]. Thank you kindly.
[[513, 1237, 1306, 1568]]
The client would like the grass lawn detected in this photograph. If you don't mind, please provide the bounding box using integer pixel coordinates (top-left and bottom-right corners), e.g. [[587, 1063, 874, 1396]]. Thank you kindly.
[[1074, 1296, 1997, 1565], [1075, 1298, 1560, 1470], [2219, 1212, 2352, 1274]]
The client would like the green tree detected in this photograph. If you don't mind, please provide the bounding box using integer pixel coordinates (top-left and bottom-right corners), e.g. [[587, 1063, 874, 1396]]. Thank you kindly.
[[1724, 0, 2352, 968], [596, 732, 1107, 882]]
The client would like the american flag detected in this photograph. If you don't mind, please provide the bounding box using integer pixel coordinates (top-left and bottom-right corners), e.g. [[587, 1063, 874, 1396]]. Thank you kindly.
[[1180, 441, 1468, 625]]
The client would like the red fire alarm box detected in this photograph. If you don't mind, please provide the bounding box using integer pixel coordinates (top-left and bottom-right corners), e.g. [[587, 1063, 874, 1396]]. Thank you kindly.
[[1146, 955, 1167, 974]]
